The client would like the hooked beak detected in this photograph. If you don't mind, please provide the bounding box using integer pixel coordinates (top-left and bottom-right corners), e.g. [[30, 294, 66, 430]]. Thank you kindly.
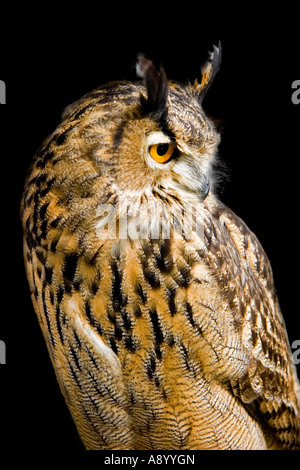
[[171, 156, 210, 201]]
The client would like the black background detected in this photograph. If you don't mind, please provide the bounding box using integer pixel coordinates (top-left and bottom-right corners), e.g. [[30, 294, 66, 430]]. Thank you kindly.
[[0, 5, 299, 455]]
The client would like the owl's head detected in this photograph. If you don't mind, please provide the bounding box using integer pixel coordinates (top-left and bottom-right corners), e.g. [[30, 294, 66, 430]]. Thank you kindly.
[[28, 44, 222, 241], [61, 43, 220, 199]]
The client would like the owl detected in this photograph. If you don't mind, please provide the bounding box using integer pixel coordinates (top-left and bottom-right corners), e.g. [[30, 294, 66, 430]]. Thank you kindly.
[[21, 44, 300, 450]]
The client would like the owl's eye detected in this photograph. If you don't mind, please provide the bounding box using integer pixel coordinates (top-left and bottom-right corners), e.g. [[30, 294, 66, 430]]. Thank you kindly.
[[149, 142, 175, 163]]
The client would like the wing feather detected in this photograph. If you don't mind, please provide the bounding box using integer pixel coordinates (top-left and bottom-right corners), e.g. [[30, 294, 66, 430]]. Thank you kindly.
[[23, 241, 133, 450], [204, 202, 300, 449]]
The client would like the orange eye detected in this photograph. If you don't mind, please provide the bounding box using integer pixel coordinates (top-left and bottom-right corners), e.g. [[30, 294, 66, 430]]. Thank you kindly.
[[149, 142, 175, 163]]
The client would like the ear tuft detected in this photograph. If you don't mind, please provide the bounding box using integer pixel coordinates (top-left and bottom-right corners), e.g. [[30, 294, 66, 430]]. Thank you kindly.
[[193, 41, 222, 102], [136, 54, 169, 114]]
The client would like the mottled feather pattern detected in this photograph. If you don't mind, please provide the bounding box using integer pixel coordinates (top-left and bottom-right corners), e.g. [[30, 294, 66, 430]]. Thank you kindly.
[[21, 47, 300, 449]]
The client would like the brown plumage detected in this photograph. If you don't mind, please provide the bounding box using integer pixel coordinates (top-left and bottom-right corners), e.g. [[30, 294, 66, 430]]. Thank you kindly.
[[21, 44, 300, 450]]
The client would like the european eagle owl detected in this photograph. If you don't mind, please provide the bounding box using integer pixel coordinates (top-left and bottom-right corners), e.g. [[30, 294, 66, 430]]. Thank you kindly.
[[21, 44, 300, 450]]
